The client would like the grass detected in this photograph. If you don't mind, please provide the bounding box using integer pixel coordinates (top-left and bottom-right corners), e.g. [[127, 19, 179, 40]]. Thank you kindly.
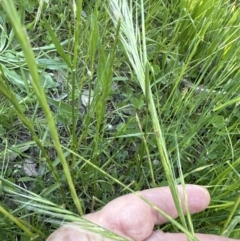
[[0, 0, 240, 240]]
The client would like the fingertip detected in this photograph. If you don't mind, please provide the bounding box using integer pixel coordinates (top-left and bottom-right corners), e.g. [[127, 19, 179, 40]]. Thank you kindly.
[[185, 185, 210, 214]]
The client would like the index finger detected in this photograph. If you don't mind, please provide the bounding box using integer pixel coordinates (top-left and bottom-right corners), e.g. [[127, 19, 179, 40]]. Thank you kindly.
[[140, 184, 210, 224]]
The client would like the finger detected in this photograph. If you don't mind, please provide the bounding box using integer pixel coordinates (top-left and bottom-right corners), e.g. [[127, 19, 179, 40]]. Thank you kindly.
[[145, 230, 239, 241], [140, 184, 210, 223], [86, 184, 210, 224], [84, 185, 210, 240]]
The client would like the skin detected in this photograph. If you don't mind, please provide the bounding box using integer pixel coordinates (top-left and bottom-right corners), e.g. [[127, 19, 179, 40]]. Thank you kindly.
[[47, 185, 239, 241]]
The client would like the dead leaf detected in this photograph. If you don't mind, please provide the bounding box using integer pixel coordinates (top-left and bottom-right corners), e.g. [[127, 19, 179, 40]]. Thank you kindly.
[[81, 89, 94, 107], [22, 159, 38, 177]]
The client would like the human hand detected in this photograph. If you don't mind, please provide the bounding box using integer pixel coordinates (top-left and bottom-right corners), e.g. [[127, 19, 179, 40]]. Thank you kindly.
[[47, 185, 239, 241]]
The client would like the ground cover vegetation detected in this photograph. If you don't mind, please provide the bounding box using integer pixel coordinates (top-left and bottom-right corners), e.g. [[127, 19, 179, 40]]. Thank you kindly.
[[0, 0, 239, 240]]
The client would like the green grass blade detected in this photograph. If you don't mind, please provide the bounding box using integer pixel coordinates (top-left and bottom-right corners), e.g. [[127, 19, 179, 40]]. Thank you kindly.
[[42, 19, 72, 68], [221, 195, 240, 236], [1, 0, 83, 216]]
